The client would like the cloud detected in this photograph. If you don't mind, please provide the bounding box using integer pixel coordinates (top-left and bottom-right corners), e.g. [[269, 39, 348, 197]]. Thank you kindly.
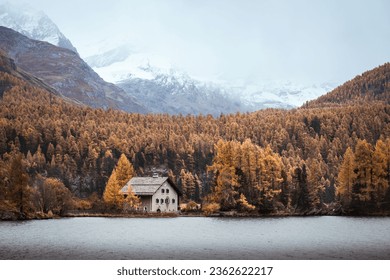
[[5, 0, 390, 84]]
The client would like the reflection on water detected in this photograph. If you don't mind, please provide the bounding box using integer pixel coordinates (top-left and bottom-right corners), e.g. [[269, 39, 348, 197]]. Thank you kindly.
[[1, 216, 390, 259]]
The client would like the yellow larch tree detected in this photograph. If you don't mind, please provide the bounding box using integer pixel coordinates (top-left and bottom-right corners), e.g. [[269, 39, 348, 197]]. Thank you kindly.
[[337, 147, 355, 207], [372, 139, 390, 203], [103, 153, 139, 210]]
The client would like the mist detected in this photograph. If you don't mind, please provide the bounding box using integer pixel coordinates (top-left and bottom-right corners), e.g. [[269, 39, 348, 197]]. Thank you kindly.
[[4, 0, 390, 84]]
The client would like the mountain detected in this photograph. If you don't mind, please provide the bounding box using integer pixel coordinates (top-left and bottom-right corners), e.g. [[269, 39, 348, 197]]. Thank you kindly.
[[0, 3, 334, 115], [226, 80, 335, 110], [86, 47, 249, 115], [0, 49, 58, 96], [86, 44, 334, 115], [308, 62, 390, 108], [1, 2, 334, 115], [0, 26, 146, 113], [0, 2, 77, 53], [117, 73, 246, 116]]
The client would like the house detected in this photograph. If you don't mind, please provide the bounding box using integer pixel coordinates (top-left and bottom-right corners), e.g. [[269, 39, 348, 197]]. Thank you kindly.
[[121, 173, 181, 212]]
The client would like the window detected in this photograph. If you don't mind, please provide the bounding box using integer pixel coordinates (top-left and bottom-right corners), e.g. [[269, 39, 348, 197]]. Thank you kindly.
[[156, 198, 159, 203], [165, 198, 169, 204], [166, 189, 169, 193], [172, 199, 175, 204], [161, 189, 165, 194], [160, 199, 164, 204]]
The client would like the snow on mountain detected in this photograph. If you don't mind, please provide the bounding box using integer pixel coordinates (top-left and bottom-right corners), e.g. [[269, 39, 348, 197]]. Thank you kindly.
[[85, 46, 248, 116], [86, 43, 335, 114], [85, 46, 175, 83], [0, 1, 334, 115], [226, 80, 335, 109], [0, 2, 77, 53]]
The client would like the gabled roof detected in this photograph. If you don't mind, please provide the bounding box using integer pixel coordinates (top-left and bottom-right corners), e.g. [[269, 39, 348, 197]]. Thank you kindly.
[[121, 176, 182, 196]]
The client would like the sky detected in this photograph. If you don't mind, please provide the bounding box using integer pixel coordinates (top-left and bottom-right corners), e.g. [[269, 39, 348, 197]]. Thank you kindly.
[[3, 0, 390, 84]]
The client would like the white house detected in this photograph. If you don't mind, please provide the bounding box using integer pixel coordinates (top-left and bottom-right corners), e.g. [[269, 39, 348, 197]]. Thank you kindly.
[[121, 174, 181, 213]]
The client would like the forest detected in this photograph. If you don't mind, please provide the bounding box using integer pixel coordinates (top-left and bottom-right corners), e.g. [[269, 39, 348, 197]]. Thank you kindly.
[[0, 61, 389, 219]]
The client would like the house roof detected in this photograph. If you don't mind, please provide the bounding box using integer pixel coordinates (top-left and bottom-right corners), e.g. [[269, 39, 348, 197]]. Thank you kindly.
[[121, 176, 182, 196]]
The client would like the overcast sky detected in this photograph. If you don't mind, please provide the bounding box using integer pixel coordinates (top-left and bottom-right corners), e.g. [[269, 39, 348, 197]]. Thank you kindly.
[[4, 0, 390, 84]]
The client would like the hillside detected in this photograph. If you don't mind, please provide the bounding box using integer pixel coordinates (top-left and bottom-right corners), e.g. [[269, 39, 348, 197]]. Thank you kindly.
[[0, 50, 58, 96], [1, 51, 389, 218], [308, 63, 390, 108], [0, 26, 146, 113]]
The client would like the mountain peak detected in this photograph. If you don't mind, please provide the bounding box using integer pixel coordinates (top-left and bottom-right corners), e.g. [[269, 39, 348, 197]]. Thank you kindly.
[[0, 26, 146, 113], [0, 2, 77, 53]]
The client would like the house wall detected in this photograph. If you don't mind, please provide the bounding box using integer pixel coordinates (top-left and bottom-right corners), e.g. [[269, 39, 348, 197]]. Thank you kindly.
[[151, 181, 179, 212], [140, 196, 152, 212]]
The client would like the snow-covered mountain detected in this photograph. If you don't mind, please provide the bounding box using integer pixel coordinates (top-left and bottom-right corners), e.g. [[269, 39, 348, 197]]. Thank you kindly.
[[85, 47, 250, 115], [0, 2, 77, 53], [1, 3, 335, 115], [85, 46, 173, 82], [86, 44, 335, 114], [117, 73, 246, 116], [225, 79, 335, 110]]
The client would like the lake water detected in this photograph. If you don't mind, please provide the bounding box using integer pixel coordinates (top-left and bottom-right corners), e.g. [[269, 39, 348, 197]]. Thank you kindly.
[[1, 216, 390, 259]]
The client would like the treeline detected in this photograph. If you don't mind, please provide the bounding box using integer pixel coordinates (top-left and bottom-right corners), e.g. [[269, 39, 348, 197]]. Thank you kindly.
[[0, 63, 390, 218], [337, 139, 390, 214], [308, 62, 390, 108], [204, 137, 390, 215]]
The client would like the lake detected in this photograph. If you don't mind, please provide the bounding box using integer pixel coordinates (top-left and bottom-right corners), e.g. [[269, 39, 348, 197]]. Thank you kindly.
[[1, 216, 390, 259]]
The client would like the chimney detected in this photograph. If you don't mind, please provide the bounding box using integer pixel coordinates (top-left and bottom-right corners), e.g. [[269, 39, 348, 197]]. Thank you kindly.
[[152, 168, 158, 178]]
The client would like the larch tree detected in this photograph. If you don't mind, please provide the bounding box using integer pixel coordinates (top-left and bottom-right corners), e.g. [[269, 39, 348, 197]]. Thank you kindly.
[[115, 153, 136, 188], [258, 145, 283, 212], [103, 153, 139, 210], [337, 147, 355, 208], [208, 140, 240, 211], [103, 169, 123, 209], [372, 139, 390, 204], [294, 164, 311, 212], [9, 154, 30, 218], [353, 140, 373, 205]]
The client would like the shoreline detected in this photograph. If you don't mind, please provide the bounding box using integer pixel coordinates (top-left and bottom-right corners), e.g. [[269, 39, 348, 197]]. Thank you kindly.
[[2, 210, 390, 221]]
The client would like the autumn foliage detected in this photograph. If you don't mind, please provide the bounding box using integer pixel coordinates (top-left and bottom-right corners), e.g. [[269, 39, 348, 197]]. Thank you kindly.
[[1, 61, 390, 218], [103, 153, 140, 211]]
